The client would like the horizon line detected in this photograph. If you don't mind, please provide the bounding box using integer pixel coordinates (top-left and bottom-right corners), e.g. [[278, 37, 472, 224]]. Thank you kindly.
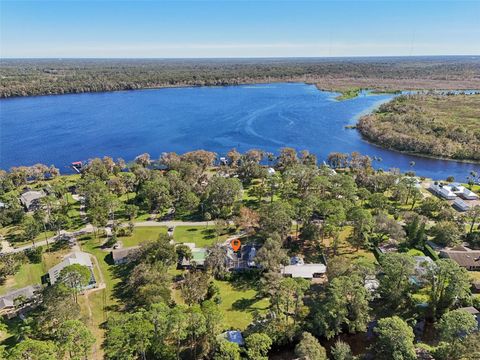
[[2, 54, 480, 60]]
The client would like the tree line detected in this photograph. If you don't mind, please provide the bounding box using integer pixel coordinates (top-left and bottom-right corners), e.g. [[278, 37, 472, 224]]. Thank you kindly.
[[1, 57, 479, 98]]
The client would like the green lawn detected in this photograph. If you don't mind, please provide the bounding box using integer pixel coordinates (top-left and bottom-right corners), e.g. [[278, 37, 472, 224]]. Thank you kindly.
[[0, 262, 44, 295], [0, 248, 70, 295], [173, 225, 232, 247], [215, 280, 269, 330], [118, 226, 167, 247], [406, 248, 426, 257], [0, 226, 56, 249], [468, 271, 480, 282], [78, 234, 120, 297]]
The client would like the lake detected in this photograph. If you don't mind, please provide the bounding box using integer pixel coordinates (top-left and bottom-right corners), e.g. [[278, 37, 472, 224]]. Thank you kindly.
[[1, 83, 479, 180]]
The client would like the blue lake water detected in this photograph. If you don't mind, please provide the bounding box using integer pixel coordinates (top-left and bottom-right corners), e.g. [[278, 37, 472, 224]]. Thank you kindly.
[[0, 83, 479, 180]]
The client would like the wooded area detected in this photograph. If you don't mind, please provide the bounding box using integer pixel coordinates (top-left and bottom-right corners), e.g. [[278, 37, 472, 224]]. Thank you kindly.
[[358, 94, 480, 162], [1, 57, 479, 98]]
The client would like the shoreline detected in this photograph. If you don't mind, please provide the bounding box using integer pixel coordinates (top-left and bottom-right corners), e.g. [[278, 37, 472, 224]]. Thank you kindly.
[[357, 131, 480, 166], [2, 76, 479, 100]]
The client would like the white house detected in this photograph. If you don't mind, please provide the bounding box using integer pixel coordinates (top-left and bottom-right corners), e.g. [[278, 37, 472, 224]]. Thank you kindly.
[[450, 183, 479, 200], [48, 251, 96, 287], [429, 183, 457, 200], [282, 263, 326, 279], [453, 198, 471, 212]]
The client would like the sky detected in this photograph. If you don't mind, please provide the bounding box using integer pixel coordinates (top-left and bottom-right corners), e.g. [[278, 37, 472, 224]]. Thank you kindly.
[[1, 0, 479, 58]]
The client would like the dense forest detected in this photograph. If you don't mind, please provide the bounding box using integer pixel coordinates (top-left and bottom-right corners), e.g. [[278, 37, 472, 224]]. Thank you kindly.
[[357, 94, 480, 162], [1, 56, 480, 98]]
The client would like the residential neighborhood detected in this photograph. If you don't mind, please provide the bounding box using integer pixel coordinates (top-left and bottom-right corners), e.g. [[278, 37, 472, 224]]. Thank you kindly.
[[1, 149, 479, 360]]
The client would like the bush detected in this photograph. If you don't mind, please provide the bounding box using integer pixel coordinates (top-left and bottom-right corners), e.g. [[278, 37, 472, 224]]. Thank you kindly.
[[25, 246, 43, 263]]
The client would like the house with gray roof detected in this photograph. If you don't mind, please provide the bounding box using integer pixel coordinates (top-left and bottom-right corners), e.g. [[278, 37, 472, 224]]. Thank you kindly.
[[19, 190, 45, 211], [111, 246, 140, 265], [0, 285, 41, 318], [47, 251, 96, 288]]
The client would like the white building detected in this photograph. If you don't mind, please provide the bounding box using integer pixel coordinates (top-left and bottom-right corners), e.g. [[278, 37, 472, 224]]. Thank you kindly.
[[429, 183, 457, 200], [282, 263, 326, 279], [48, 251, 95, 287], [453, 198, 471, 212], [450, 183, 479, 200]]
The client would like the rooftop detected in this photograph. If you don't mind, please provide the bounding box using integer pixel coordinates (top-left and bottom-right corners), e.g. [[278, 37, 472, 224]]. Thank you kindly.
[[282, 263, 326, 279], [0, 285, 41, 310], [48, 251, 94, 285]]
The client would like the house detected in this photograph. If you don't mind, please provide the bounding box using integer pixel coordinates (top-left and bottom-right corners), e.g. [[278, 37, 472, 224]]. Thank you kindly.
[[429, 183, 457, 200], [458, 307, 480, 330], [440, 246, 480, 271], [453, 198, 471, 212], [219, 330, 245, 346], [0, 285, 41, 318], [111, 246, 140, 265], [19, 190, 45, 211], [450, 183, 479, 200], [413, 256, 434, 276], [282, 263, 326, 279], [226, 244, 259, 270], [47, 251, 96, 288], [411, 256, 434, 285], [471, 281, 480, 294], [179, 244, 207, 268]]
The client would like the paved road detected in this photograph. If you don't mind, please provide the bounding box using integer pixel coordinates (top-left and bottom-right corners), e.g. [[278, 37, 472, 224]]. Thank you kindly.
[[0, 220, 217, 254]]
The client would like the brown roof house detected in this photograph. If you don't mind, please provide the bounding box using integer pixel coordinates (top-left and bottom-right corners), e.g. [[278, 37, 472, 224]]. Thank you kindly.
[[440, 246, 480, 271]]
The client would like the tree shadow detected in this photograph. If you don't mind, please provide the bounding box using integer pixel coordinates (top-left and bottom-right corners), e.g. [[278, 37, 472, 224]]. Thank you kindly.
[[229, 270, 261, 292], [231, 297, 259, 311]]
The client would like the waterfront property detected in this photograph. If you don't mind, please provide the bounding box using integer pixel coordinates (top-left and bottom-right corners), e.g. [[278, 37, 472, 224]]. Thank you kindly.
[[453, 198, 471, 212], [429, 182, 479, 202], [19, 190, 45, 211], [429, 183, 457, 200], [450, 183, 479, 200]]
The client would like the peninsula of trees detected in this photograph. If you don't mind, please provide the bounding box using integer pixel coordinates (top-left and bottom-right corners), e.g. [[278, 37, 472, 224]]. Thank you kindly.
[[357, 94, 480, 162], [1, 56, 479, 98]]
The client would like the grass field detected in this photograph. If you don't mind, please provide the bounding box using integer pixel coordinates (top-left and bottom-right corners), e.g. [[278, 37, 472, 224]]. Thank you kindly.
[[0, 248, 70, 295], [173, 225, 232, 247], [469, 271, 480, 282], [215, 280, 269, 330], [117, 226, 167, 247]]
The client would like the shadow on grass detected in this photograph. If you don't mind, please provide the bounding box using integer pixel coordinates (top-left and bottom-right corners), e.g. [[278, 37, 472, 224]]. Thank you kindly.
[[231, 297, 259, 311], [229, 270, 262, 292]]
